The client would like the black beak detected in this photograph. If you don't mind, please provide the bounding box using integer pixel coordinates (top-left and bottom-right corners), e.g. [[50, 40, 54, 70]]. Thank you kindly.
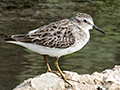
[[93, 25, 106, 34]]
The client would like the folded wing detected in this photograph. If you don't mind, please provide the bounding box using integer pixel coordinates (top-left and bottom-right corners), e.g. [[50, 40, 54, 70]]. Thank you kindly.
[[5, 19, 75, 49]]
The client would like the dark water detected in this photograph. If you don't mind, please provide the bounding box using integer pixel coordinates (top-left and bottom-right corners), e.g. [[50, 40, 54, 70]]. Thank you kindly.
[[0, 0, 120, 90]]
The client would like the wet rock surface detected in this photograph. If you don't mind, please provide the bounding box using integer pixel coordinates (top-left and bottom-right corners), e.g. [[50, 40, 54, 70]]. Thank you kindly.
[[13, 65, 120, 90]]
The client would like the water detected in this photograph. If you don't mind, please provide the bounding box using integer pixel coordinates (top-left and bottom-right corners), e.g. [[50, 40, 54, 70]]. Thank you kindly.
[[0, 0, 120, 90]]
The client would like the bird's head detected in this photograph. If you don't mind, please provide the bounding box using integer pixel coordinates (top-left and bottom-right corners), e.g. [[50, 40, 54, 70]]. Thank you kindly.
[[70, 13, 106, 34]]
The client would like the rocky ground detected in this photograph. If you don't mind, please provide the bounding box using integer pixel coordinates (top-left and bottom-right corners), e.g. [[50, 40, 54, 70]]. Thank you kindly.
[[13, 65, 120, 90]]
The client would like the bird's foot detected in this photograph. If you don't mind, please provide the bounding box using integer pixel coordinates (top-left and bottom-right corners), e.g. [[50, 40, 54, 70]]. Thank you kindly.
[[46, 68, 52, 72], [64, 79, 73, 88], [47, 70, 73, 88]]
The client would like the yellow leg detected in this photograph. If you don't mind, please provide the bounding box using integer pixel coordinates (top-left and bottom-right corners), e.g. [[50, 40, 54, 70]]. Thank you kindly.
[[54, 58, 72, 87], [43, 55, 52, 72]]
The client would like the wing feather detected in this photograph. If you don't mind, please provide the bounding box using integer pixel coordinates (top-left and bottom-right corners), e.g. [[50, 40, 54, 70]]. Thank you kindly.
[[6, 19, 75, 49]]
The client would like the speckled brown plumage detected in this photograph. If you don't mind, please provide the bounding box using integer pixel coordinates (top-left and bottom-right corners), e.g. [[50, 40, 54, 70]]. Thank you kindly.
[[7, 19, 76, 48]]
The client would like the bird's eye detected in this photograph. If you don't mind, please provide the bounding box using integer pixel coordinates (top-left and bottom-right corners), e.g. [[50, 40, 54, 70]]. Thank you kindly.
[[83, 19, 87, 23]]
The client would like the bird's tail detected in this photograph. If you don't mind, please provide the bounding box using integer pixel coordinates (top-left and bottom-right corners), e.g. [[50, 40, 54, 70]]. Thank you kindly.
[[4, 34, 29, 42], [4, 35, 16, 41]]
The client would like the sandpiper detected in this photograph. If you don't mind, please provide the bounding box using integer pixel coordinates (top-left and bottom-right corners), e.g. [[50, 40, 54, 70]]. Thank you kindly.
[[5, 13, 105, 86]]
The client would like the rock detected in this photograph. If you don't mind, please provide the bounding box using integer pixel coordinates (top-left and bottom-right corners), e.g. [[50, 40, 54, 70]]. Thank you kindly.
[[13, 65, 120, 90]]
